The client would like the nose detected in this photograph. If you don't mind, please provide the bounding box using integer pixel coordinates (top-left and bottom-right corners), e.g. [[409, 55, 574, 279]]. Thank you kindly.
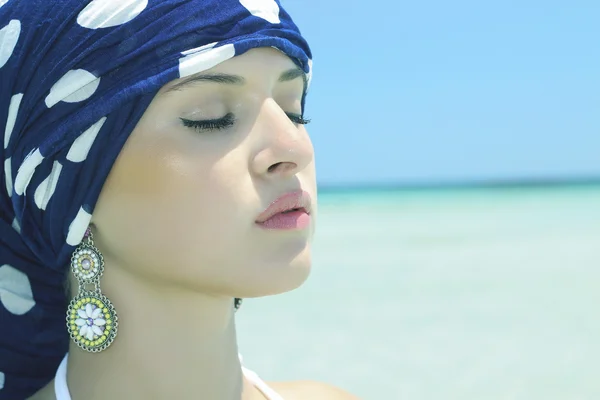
[[251, 100, 314, 179]]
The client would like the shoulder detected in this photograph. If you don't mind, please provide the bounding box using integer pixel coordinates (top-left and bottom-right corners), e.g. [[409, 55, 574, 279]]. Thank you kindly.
[[267, 380, 360, 400]]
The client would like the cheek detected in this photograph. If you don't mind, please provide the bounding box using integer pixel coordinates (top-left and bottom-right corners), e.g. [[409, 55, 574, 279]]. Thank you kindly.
[[93, 128, 250, 276], [101, 138, 203, 223]]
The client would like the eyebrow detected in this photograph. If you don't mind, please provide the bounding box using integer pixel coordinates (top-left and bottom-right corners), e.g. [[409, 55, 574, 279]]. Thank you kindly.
[[164, 65, 307, 93]]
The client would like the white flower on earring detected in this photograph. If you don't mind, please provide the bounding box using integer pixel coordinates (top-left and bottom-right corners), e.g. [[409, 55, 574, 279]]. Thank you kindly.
[[75, 303, 107, 341]]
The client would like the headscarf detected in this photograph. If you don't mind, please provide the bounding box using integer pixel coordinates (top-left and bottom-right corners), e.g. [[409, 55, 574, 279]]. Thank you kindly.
[[0, 0, 312, 397]]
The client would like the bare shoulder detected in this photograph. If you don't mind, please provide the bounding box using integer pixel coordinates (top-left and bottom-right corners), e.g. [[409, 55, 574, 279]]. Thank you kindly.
[[267, 380, 360, 400]]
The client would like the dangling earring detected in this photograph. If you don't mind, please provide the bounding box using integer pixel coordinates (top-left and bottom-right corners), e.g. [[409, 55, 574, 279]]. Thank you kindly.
[[66, 227, 118, 353], [234, 298, 243, 311]]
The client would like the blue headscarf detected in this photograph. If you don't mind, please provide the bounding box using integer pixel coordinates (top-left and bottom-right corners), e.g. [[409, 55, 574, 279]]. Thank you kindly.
[[0, 0, 312, 397]]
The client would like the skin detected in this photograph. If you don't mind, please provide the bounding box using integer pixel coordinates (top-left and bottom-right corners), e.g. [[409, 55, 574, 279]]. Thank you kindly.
[[29, 48, 358, 400]]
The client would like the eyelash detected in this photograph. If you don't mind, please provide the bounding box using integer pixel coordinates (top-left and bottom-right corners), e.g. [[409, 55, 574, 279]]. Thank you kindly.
[[180, 112, 311, 132]]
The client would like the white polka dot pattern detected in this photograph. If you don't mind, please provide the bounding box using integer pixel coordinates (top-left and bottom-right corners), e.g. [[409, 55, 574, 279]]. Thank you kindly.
[[180, 42, 218, 56], [77, 0, 148, 29], [4, 93, 23, 149], [45, 69, 101, 108], [11, 217, 20, 233], [34, 161, 62, 210], [14, 148, 43, 196], [307, 59, 313, 89], [0, 19, 20, 69], [178, 43, 236, 78], [4, 157, 12, 196], [0, 264, 35, 315], [239, 0, 280, 24], [66, 207, 92, 246], [66, 117, 106, 162]]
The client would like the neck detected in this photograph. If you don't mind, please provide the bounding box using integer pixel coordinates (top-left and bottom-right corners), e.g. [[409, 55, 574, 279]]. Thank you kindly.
[[66, 262, 259, 400]]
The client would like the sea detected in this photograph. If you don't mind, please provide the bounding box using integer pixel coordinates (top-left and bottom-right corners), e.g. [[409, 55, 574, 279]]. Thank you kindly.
[[236, 183, 600, 399]]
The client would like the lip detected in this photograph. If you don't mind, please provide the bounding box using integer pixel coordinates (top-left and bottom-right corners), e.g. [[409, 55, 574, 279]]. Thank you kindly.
[[255, 190, 312, 230]]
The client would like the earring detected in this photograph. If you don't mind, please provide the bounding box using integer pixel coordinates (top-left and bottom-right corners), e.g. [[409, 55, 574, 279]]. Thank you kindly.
[[66, 227, 118, 353], [234, 298, 243, 311]]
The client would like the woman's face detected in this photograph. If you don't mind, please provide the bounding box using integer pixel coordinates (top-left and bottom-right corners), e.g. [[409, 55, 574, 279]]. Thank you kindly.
[[90, 47, 316, 298]]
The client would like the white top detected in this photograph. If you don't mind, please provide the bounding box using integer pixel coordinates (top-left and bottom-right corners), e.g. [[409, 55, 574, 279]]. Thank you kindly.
[[54, 353, 284, 400]]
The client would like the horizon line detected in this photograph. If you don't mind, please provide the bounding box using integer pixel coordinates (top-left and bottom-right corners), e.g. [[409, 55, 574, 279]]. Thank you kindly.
[[317, 176, 600, 193]]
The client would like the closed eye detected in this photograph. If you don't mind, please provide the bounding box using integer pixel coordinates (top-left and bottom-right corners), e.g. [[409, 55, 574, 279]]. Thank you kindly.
[[180, 113, 236, 132], [180, 112, 311, 133], [286, 113, 311, 126]]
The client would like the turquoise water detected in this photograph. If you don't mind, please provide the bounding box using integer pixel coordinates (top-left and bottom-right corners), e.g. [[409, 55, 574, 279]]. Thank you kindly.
[[237, 185, 600, 399]]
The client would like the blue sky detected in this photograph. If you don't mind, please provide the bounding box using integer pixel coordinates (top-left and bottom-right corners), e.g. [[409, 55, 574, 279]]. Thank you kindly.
[[283, 0, 600, 186]]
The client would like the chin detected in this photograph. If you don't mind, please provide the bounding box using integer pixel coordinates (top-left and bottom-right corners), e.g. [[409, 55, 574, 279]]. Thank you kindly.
[[233, 246, 313, 298]]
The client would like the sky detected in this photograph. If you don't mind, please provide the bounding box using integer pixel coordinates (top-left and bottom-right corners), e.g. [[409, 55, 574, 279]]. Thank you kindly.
[[283, 0, 600, 186]]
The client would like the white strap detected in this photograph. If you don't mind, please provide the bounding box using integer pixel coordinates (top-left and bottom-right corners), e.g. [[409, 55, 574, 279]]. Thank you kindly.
[[54, 353, 284, 400], [54, 353, 71, 400], [241, 365, 285, 400]]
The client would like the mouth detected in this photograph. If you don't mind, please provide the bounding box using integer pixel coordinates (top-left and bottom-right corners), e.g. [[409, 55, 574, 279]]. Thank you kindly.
[[255, 191, 312, 230], [280, 207, 308, 214]]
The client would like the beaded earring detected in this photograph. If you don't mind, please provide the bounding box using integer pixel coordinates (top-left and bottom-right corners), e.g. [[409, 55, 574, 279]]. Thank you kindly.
[[65, 227, 241, 351], [65, 227, 118, 352]]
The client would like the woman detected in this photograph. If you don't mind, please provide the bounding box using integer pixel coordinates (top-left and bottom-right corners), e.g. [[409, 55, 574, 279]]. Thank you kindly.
[[0, 1, 357, 399]]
